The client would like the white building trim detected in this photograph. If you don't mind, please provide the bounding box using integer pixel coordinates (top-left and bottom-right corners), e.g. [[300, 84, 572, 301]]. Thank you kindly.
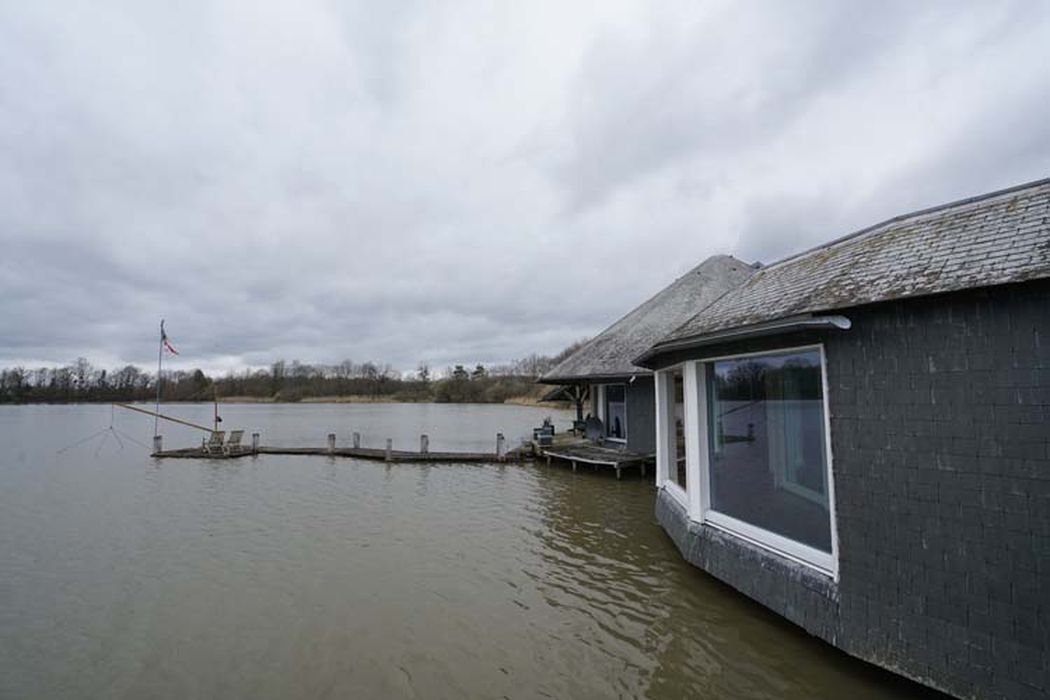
[[655, 343, 839, 579]]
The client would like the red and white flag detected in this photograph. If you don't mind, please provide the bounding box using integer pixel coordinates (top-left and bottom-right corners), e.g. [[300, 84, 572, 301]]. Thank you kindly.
[[161, 321, 179, 355]]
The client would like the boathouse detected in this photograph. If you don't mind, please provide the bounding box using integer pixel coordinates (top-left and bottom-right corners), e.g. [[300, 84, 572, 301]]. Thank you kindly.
[[539, 255, 754, 459], [635, 178, 1050, 699]]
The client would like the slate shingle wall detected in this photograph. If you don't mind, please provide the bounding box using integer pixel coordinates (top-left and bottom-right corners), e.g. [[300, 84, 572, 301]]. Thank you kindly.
[[656, 279, 1050, 700], [626, 376, 656, 454]]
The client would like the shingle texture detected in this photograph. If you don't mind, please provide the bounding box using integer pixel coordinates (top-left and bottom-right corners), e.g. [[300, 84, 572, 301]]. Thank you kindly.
[[541, 255, 754, 382], [661, 178, 1050, 345], [657, 279, 1050, 699]]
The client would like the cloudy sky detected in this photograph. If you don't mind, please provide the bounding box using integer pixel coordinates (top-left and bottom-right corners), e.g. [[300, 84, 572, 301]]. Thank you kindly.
[[2, 1, 1049, 374]]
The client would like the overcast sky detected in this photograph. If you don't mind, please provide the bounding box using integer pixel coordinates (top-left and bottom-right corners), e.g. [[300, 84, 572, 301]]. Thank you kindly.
[[2, 1, 1049, 375]]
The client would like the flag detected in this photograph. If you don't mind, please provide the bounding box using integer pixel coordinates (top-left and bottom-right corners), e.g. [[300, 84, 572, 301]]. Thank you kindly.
[[161, 321, 179, 355]]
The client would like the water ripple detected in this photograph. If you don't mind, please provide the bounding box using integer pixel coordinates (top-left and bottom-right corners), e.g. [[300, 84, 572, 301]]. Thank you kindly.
[[0, 404, 937, 700]]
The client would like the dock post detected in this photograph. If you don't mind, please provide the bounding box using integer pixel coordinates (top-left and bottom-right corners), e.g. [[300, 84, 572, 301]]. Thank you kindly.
[[496, 433, 505, 461], [572, 460, 577, 472], [353, 432, 361, 449], [420, 434, 429, 455], [251, 432, 260, 454], [616, 466, 622, 480], [327, 433, 336, 454], [385, 438, 393, 462], [152, 434, 162, 455]]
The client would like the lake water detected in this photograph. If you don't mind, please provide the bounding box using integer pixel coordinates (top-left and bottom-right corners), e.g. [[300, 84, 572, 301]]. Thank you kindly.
[[0, 403, 938, 699]]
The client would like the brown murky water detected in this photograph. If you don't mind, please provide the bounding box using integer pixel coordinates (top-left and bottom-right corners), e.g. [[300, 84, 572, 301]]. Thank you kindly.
[[0, 404, 938, 699]]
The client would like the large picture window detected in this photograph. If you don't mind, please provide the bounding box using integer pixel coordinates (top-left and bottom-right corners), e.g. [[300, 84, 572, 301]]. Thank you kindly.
[[704, 347, 834, 569]]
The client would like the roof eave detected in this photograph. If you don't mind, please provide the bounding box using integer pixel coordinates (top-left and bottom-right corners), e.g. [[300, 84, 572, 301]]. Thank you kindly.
[[634, 314, 853, 368], [536, 369, 654, 385]]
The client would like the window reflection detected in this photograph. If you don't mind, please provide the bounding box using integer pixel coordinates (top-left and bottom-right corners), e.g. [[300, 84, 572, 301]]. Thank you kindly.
[[605, 384, 626, 440], [667, 370, 686, 490], [706, 349, 831, 553]]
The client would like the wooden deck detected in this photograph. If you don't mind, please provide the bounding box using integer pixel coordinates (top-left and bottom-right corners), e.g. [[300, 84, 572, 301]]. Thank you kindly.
[[153, 445, 520, 463], [540, 438, 654, 479]]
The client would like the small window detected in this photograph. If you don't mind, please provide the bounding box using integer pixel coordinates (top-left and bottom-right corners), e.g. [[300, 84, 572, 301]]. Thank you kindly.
[[604, 384, 626, 440], [705, 348, 833, 568], [667, 370, 686, 490]]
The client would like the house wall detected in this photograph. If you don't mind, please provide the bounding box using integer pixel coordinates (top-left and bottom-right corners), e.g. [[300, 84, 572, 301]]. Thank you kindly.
[[626, 376, 656, 455], [590, 378, 657, 456], [653, 279, 1050, 700]]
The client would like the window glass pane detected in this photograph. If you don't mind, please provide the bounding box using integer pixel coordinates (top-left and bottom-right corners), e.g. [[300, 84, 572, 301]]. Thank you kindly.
[[706, 349, 831, 553], [667, 370, 686, 490], [605, 384, 626, 439]]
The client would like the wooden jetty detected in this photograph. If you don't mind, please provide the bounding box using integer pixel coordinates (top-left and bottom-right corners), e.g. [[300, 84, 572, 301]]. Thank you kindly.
[[540, 435, 653, 479], [152, 431, 519, 464], [153, 444, 520, 463], [134, 398, 647, 474]]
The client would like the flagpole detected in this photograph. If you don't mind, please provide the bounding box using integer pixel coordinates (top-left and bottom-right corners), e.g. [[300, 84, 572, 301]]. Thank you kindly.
[[155, 319, 164, 437]]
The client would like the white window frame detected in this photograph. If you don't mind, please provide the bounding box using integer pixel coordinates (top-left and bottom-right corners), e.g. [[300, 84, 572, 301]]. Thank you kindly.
[[655, 367, 688, 508], [661, 344, 839, 579]]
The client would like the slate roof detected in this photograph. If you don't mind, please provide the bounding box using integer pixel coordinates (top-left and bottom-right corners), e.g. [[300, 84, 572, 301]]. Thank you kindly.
[[541, 255, 755, 383], [652, 177, 1050, 352]]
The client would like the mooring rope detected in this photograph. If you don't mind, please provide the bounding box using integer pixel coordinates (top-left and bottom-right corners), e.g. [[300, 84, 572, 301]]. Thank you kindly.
[[56, 404, 150, 454]]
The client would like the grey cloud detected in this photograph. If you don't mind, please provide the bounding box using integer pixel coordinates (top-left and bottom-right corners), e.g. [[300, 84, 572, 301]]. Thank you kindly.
[[551, 2, 917, 212], [1, 1, 1048, 374]]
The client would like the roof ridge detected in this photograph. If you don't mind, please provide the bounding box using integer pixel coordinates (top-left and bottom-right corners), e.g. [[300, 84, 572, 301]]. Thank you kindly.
[[658, 264, 764, 345], [540, 254, 755, 381], [648, 176, 1050, 354], [754, 176, 1050, 273], [570, 254, 748, 337]]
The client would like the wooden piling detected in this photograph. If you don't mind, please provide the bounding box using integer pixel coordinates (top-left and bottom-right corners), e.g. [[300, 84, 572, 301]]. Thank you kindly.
[[153, 435, 162, 454], [420, 434, 429, 454], [251, 432, 259, 454], [496, 433, 505, 461], [353, 432, 361, 449], [327, 433, 336, 454], [385, 438, 393, 462]]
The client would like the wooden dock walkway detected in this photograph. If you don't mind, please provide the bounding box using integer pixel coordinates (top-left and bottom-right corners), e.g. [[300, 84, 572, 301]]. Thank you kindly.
[[150, 427, 523, 463], [150, 430, 651, 476], [153, 445, 519, 463], [540, 437, 654, 479]]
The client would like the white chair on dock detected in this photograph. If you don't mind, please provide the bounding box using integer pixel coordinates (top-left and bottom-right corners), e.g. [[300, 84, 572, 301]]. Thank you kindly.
[[224, 430, 244, 456], [203, 430, 226, 456]]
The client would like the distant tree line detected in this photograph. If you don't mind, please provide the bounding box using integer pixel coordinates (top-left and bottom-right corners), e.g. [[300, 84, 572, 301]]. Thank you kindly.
[[0, 340, 588, 405]]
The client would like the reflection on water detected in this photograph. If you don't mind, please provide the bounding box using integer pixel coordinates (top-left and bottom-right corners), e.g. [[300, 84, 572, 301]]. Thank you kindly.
[[0, 404, 936, 699]]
